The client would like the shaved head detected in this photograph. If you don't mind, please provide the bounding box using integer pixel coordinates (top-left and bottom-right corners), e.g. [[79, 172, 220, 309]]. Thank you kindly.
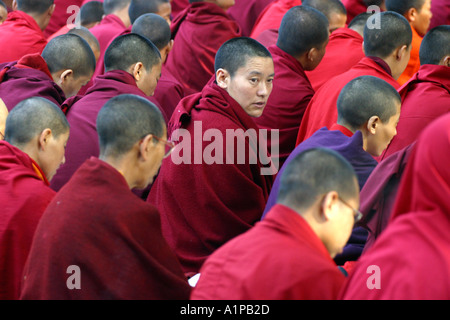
[[385, 0, 425, 15], [131, 13, 171, 50], [79, 0, 104, 27], [67, 27, 100, 55], [419, 25, 450, 65], [103, 0, 131, 15], [129, 0, 170, 24], [348, 12, 373, 36], [16, 0, 53, 14]]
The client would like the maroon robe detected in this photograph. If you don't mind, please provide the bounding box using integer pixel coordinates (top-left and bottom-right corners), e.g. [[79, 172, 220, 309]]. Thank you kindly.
[[0, 141, 55, 300], [20, 157, 191, 300], [429, 0, 450, 29], [43, 0, 84, 38], [0, 11, 47, 64], [341, 0, 367, 24], [50, 70, 166, 191], [164, 2, 241, 95], [296, 57, 400, 145], [191, 204, 346, 300], [381, 64, 450, 160], [254, 45, 314, 168], [255, 28, 279, 48], [153, 65, 185, 119], [147, 82, 274, 275], [0, 53, 66, 111], [171, 0, 189, 19], [227, 0, 274, 37]]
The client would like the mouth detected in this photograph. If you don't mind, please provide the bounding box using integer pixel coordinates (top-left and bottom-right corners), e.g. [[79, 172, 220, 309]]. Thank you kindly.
[[253, 101, 266, 108]]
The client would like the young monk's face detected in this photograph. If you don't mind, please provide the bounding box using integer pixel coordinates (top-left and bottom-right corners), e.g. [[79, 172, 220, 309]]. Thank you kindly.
[[39, 130, 70, 181], [156, 2, 172, 26], [411, 0, 432, 36], [138, 62, 162, 96], [224, 56, 275, 118]]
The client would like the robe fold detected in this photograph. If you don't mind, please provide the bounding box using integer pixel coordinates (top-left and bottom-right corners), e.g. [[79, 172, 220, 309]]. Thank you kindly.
[[43, 0, 84, 38], [0, 53, 66, 111], [0, 141, 55, 300], [397, 26, 422, 86], [164, 2, 241, 95], [20, 157, 191, 300], [254, 45, 314, 168], [341, 0, 367, 24], [305, 28, 365, 91], [250, 0, 302, 39], [340, 114, 450, 299], [153, 66, 185, 119], [296, 57, 400, 145], [147, 82, 274, 275], [227, 0, 273, 37], [0, 11, 47, 64], [191, 204, 346, 300], [170, 0, 189, 19], [381, 64, 450, 160], [50, 70, 166, 192]]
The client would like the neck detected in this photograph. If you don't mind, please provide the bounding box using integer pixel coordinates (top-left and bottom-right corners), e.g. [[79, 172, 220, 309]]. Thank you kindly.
[[112, 7, 131, 28]]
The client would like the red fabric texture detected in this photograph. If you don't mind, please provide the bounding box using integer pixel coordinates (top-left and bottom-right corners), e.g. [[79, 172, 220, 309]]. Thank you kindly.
[[0, 141, 55, 300], [340, 114, 450, 299], [43, 0, 84, 37], [20, 157, 192, 299], [153, 65, 185, 119], [255, 28, 279, 48], [341, 0, 367, 24], [429, 0, 450, 29], [381, 64, 450, 160], [296, 57, 400, 145], [164, 2, 241, 95], [170, 0, 189, 19], [191, 204, 346, 300], [397, 26, 422, 86], [147, 82, 274, 274], [227, 0, 274, 37], [0, 11, 47, 64]]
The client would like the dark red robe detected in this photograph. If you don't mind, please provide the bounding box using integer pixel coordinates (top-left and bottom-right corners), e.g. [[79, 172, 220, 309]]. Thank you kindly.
[[0, 53, 66, 111], [153, 65, 185, 119], [429, 0, 450, 29], [381, 64, 450, 160], [191, 204, 346, 300], [164, 2, 241, 95], [171, 0, 189, 19], [227, 0, 274, 37], [254, 45, 314, 168], [50, 70, 166, 192], [340, 113, 450, 299], [43, 0, 84, 38], [306, 28, 365, 91], [296, 57, 400, 145], [147, 82, 274, 275], [0, 11, 47, 64], [0, 141, 55, 300], [341, 0, 367, 24], [20, 157, 191, 300]]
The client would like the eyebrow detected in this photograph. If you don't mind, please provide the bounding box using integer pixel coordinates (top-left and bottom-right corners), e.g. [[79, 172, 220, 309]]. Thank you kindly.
[[248, 71, 275, 77]]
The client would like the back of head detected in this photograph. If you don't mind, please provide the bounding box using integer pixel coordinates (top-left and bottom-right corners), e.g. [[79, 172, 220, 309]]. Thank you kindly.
[[104, 33, 161, 72], [419, 25, 450, 65], [277, 5, 329, 58], [97, 94, 165, 157], [363, 11, 412, 58], [103, 0, 131, 15], [5, 97, 69, 148], [79, 0, 104, 26], [277, 148, 359, 210], [16, 0, 53, 14], [348, 12, 373, 34], [302, 0, 347, 32], [215, 37, 272, 77], [337, 75, 400, 130], [129, 0, 170, 24], [67, 27, 100, 55], [385, 0, 424, 16], [42, 34, 96, 78], [131, 13, 171, 50]]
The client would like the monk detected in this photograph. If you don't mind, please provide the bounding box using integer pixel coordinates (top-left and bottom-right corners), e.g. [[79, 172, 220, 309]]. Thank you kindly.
[[0, 97, 69, 300], [342, 0, 385, 23], [0, 99, 8, 139], [264, 76, 401, 269], [192, 148, 360, 300], [67, 27, 101, 63], [382, 25, 450, 159], [296, 11, 412, 145], [0, 0, 55, 64], [340, 113, 450, 300], [164, 0, 241, 95], [147, 37, 275, 275], [50, 34, 163, 192], [254, 6, 329, 169], [386, 0, 433, 86], [227, 0, 273, 37], [43, 0, 83, 38], [306, 13, 371, 91], [0, 0, 7, 24], [20, 94, 191, 300], [0, 34, 95, 111]]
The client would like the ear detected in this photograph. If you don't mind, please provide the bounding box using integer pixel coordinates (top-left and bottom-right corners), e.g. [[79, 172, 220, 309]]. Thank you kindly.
[[59, 69, 74, 84], [132, 62, 144, 82], [307, 47, 317, 62], [321, 191, 340, 221], [396, 44, 409, 61], [441, 55, 450, 67], [48, 4, 56, 17], [215, 68, 230, 90], [138, 134, 154, 161], [406, 7, 418, 23], [361, 41, 365, 55], [12, 0, 17, 11], [38, 128, 52, 151], [366, 115, 380, 135]]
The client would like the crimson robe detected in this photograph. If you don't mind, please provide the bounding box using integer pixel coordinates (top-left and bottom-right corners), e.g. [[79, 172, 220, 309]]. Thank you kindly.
[[429, 0, 450, 29], [250, 0, 302, 39], [164, 2, 241, 95], [47, 24, 73, 41], [255, 28, 279, 48], [0, 141, 55, 300], [0, 53, 66, 111], [341, 0, 367, 24], [191, 204, 346, 300], [340, 114, 450, 299], [381, 64, 450, 160], [147, 82, 274, 275], [43, 0, 84, 38], [50, 70, 166, 192], [20, 157, 191, 300], [227, 0, 274, 37], [0, 11, 47, 64], [254, 45, 314, 168], [296, 57, 401, 145], [306, 28, 365, 91], [171, 0, 189, 19], [153, 66, 185, 119]]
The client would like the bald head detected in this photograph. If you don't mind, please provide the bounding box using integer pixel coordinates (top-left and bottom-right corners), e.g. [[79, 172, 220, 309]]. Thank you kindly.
[[302, 0, 347, 32], [79, 0, 104, 28], [385, 0, 425, 15], [15, 0, 53, 14], [5, 97, 69, 148], [131, 13, 171, 50], [129, 0, 171, 24], [103, 0, 131, 14], [419, 25, 450, 66], [348, 12, 372, 37], [67, 27, 101, 62]]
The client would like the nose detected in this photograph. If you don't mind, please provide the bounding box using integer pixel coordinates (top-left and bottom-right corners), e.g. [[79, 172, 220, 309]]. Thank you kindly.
[[257, 82, 270, 97]]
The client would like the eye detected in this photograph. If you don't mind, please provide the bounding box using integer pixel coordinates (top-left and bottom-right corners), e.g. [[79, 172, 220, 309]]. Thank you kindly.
[[267, 78, 274, 84], [249, 78, 258, 84]]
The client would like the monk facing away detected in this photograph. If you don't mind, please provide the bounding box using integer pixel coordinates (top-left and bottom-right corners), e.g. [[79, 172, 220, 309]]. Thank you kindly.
[[20, 94, 191, 300], [0, 97, 69, 300], [147, 37, 275, 276], [191, 148, 360, 300]]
